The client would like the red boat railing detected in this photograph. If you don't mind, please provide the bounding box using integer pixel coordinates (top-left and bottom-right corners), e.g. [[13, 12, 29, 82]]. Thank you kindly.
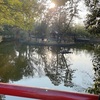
[[0, 83, 99, 100]]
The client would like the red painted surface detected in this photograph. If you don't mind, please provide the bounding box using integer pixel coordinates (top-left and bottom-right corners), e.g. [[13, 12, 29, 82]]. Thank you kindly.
[[0, 83, 99, 100]]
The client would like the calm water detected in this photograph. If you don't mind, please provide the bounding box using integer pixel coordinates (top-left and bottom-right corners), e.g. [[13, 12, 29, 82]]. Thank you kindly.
[[0, 42, 100, 100]]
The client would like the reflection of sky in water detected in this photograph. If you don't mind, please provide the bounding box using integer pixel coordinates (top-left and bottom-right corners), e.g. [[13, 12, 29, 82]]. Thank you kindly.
[[6, 50, 94, 100], [70, 51, 94, 91], [45, 49, 54, 64]]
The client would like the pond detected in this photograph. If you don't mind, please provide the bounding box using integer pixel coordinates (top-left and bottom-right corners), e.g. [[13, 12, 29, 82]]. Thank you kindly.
[[0, 42, 100, 100]]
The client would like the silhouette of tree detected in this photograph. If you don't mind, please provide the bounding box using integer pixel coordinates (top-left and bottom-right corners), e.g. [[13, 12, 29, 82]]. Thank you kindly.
[[38, 46, 75, 87], [0, 43, 36, 83]]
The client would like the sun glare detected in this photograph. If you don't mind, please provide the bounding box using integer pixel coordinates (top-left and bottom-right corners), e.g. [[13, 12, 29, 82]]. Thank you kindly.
[[49, 2, 56, 8]]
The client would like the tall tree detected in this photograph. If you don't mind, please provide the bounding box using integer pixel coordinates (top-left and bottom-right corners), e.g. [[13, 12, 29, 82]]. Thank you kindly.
[[85, 0, 100, 35], [43, 0, 79, 42]]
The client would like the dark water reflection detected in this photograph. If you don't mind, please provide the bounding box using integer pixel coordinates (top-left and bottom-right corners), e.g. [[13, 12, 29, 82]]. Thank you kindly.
[[0, 42, 100, 99]]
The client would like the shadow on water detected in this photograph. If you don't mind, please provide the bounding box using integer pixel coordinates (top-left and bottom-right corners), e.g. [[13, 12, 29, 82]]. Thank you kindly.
[[0, 42, 100, 99]]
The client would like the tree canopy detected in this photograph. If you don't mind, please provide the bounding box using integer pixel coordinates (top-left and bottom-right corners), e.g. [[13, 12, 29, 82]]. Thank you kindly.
[[85, 0, 100, 35], [0, 0, 42, 30], [35, 0, 79, 42]]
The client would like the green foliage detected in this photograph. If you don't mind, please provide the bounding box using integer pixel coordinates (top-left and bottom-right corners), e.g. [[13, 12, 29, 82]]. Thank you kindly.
[[85, 0, 100, 35], [0, 25, 14, 36], [0, 0, 42, 30], [33, 21, 48, 37], [73, 25, 90, 37]]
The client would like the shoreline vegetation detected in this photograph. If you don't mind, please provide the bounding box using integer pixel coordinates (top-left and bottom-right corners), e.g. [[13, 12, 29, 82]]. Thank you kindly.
[[0, 35, 100, 47]]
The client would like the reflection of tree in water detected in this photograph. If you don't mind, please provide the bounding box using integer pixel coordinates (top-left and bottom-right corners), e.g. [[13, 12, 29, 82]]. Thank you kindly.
[[0, 42, 35, 83], [87, 45, 100, 94], [0, 95, 5, 100], [0, 43, 75, 88], [0, 43, 44, 100], [0, 42, 16, 82], [40, 46, 75, 87]]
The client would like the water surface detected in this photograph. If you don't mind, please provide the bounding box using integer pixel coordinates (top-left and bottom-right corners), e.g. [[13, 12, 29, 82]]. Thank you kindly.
[[0, 42, 99, 100]]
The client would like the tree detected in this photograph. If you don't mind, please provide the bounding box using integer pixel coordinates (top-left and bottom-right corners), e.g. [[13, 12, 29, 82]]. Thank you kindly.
[[73, 24, 90, 37], [42, 0, 79, 42], [0, 0, 42, 30], [33, 21, 48, 37], [85, 0, 100, 35]]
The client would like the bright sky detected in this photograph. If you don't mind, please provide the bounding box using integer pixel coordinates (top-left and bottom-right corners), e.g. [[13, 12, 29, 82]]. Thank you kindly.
[[46, 0, 56, 9], [48, 0, 87, 24], [46, 0, 88, 25], [49, 2, 56, 8], [74, 0, 88, 25]]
